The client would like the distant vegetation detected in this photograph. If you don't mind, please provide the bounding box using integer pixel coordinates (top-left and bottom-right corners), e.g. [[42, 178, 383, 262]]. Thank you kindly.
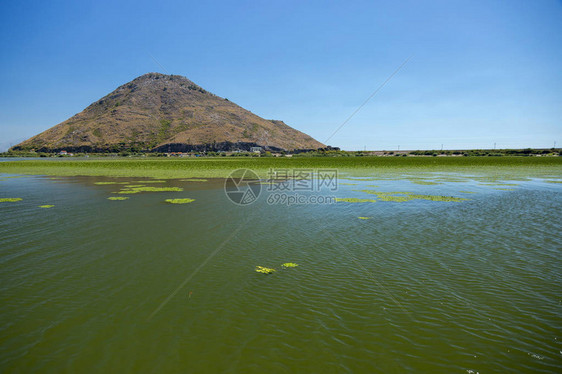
[[292, 148, 561, 157], [2, 147, 560, 159], [0, 156, 560, 179], [408, 148, 560, 157]]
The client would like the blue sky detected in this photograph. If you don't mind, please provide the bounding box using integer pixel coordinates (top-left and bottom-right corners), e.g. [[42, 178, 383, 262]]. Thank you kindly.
[[0, 0, 560, 151]]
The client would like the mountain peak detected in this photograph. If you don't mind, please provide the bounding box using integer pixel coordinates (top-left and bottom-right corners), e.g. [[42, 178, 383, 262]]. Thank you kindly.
[[13, 73, 325, 153], [133, 72, 193, 84]]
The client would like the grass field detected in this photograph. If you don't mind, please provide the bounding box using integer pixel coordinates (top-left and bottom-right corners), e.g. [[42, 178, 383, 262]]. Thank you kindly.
[[0, 157, 560, 179]]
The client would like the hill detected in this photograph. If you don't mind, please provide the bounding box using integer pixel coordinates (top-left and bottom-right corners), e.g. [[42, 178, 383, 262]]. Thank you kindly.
[[12, 73, 325, 153]]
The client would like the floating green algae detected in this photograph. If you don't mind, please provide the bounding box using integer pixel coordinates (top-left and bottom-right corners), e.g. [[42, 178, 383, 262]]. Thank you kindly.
[[409, 194, 469, 202], [114, 185, 183, 194], [459, 191, 477, 194], [165, 198, 195, 204], [356, 190, 413, 202], [120, 186, 183, 193], [335, 198, 377, 203], [356, 190, 468, 203], [134, 186, 183, 192], [339, 183, 358, 186], [479, 183, 519, 187], [256, 266, 276, 274], [409, 180, 442, 185], [362, 190, 414, 195], [134, 180, 167, 183], [94, 181, 129, 185], [432, 178, 467, 183], [38, 205, 54, 208], [0, 198, 23, 202], [108, 197, 129, 200], [358, 217, 371, 220], [281, 263, 299, 268], [179, 179, 208, 182], [377, 194, 412, 202], [122, 185, 146, 188], [545, 180, 562, 184]]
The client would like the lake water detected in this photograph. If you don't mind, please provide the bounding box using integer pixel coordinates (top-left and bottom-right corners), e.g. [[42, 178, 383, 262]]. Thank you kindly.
[[1, 170, 561, 373]]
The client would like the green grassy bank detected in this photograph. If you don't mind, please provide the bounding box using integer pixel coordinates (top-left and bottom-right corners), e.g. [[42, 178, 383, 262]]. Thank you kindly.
[[0, 157, 561, 179]]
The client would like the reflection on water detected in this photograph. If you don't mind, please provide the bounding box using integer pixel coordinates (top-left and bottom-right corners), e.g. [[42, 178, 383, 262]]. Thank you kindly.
[[1, 171, 561, 373]]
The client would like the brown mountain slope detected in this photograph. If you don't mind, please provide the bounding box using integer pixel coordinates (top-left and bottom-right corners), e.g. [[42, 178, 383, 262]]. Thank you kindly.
[[13, 73, 325, 152]]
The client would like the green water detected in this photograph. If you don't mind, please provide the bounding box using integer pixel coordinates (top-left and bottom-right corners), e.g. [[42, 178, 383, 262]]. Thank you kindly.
[[1, 171, 561, 373]]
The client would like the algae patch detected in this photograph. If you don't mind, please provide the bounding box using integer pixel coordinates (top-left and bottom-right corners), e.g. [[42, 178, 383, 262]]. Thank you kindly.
[[335, 198, 377, 203], [480, 183, 519, 187], [128, 187, 182, 192], [38, 205, 54, 208], [409, 180, 442, 185], [358, 217, 371, 220], [116, 186, 183, 194], [0, 198, 22, 203], [409, 194, 469, 202], [256, 266, 276, 274], [356, 190, 469, 203], [257, 263, 298, 274], [165, 198, 195, 204], [179, 179, 208, 182], [281, 263, 299, 268], [356, 190, 413, 202], [108, 197, 130, 201]]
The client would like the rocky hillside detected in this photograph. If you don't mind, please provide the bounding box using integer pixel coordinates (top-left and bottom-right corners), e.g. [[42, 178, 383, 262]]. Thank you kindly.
[[13, 73, 325, 153]]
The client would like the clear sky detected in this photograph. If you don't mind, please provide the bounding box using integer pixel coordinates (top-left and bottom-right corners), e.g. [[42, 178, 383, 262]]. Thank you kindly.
[[0, 0, 560, 151]]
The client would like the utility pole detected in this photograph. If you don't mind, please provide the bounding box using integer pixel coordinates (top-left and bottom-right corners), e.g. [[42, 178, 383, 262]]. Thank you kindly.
[[398, 145, 400, 151], [494, 142, 496, 150]]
